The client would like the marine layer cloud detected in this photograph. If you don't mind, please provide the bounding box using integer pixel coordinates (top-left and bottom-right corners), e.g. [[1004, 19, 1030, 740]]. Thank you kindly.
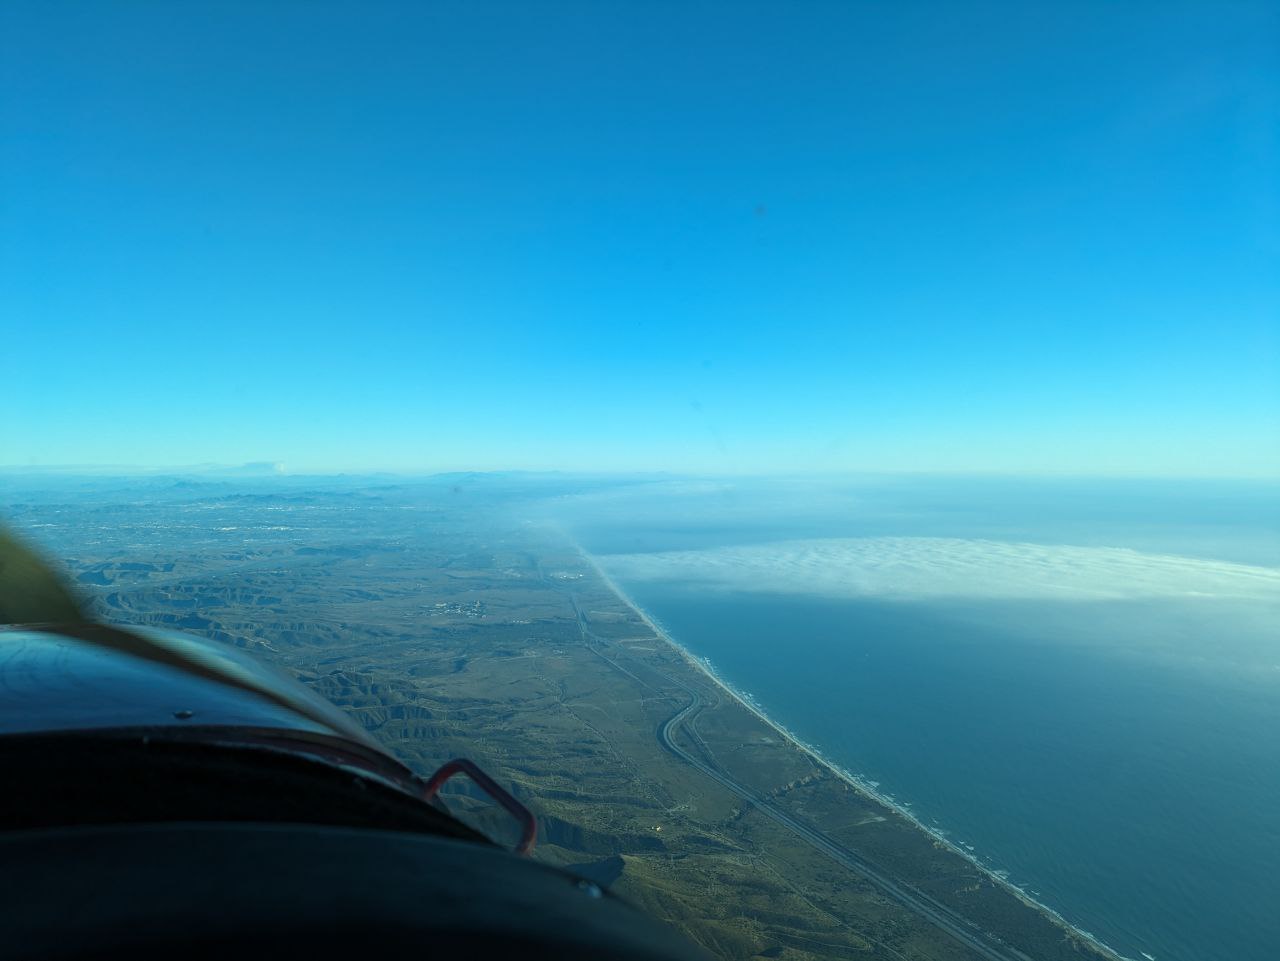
[[599, 538, 1280, 603]]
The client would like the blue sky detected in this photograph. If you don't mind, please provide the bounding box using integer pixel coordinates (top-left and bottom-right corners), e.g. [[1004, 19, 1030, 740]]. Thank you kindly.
[[3, 1, 1276, 475]]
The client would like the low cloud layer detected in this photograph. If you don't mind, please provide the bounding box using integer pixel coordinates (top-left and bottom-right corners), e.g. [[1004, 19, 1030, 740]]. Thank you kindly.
[[600, 538, 1280, 602]]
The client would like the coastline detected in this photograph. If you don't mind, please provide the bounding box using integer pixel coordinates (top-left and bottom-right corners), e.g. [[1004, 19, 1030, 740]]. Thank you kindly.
[[579, 547, 1131, 961]]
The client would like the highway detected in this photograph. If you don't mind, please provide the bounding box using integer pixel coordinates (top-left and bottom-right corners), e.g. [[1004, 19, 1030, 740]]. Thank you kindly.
[[568, 593, 1030, 961], [656, 680, 1033, 961]]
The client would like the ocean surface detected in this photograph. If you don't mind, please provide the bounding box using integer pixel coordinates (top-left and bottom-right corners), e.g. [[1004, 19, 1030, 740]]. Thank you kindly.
[[551, 478, 1280, 961]]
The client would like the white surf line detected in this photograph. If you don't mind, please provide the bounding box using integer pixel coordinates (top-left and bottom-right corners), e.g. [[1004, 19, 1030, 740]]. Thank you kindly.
[[576, 545, 1135, 961]]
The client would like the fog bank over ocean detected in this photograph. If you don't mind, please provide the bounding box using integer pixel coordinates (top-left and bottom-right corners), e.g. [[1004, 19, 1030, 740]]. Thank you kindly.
[[602, 537, 1280, 602], [543, 476, 1280, 961]]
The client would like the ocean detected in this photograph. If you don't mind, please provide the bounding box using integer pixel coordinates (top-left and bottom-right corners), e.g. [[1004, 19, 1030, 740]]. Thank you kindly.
[[550, 477, 1280, 961]]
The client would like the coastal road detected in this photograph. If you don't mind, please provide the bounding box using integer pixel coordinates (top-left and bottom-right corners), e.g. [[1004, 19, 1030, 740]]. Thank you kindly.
[[656, 679, 1033, 961], [566, 592, 1029, 961]]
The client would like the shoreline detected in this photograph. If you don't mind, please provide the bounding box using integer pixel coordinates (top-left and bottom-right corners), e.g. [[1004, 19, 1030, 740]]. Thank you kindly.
[[578, 548, 1131, 961]]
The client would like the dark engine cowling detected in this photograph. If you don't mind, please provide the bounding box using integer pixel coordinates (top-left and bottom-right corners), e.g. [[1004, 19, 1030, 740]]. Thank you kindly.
[[0, 623, 707, 961]]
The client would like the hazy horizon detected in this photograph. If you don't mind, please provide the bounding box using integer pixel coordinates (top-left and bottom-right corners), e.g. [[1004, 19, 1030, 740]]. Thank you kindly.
[[4, 462, 1280, 483]]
